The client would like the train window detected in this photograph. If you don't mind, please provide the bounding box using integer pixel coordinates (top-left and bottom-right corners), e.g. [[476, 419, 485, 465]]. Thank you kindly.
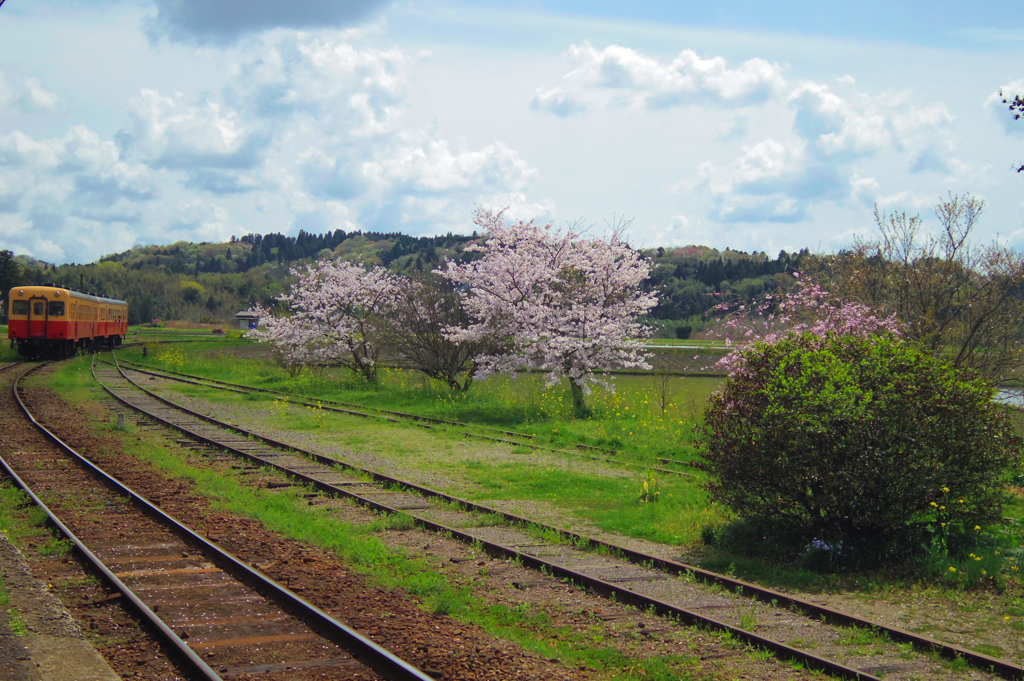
[[12, 300, 28, 315], [32, 302, 44, 316], [48, 301, 65, 316]]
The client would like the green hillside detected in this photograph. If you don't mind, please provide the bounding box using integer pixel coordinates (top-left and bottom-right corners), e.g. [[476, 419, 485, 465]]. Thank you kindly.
[[0, 231, 806, 332]]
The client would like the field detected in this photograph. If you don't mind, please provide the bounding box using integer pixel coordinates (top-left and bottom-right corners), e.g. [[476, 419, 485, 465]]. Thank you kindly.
[[125, 341, 729, 546], [129, 341, 1024, 579]]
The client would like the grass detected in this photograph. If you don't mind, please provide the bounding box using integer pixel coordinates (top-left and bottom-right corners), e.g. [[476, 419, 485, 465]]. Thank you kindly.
[[119, 343, 730, 545], [123, 342, 720, 460], [119, 343, 1024, 589], [0, 330, 18, 361], [0, 481, 60, 638], [41, 355, 721, 680]]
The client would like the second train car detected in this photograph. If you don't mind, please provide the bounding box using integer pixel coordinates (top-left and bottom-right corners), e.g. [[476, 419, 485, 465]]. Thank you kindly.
[[7, 285, 129, 358]]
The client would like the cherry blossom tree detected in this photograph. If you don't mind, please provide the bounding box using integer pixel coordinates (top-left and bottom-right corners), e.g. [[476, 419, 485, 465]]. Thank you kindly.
[[713, 272, 903, 374], [251, 260, 400, 383], [439, 209, 658, 417]]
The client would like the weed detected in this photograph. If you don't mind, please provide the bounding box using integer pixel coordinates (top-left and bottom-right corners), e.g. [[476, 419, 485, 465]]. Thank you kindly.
[[38, 538, 72, 557], [6, 608, 27, 636], [639, 469, 660, 503], [737, 601, 758, 631]]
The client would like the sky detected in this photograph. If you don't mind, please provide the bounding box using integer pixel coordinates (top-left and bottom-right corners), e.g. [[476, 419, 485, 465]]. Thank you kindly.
[[0, 0, 1022, 265]]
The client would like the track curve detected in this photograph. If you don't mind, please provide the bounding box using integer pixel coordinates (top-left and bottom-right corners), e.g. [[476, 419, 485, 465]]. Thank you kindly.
[[3, 361, 434, 681]]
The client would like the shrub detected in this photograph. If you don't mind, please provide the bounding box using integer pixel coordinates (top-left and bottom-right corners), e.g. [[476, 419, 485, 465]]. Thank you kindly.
[[697, 333, 1019, 567]]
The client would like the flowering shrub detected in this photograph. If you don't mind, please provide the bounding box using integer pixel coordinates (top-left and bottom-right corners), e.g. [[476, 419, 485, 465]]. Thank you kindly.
[[697, 333, 1019, 567]]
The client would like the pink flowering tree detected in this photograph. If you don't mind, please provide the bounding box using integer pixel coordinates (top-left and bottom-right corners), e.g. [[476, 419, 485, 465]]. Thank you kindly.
[[713, 272, 903, 374], [439, 209, 658, 418], [251, 260, 400, 383]]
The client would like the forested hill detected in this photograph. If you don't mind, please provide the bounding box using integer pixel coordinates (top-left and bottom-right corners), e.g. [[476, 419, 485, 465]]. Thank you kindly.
[[0, 230, 808, 334]]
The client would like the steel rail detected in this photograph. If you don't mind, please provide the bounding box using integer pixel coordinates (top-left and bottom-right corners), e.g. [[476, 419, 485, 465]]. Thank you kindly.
[[96, 358, 911, 681], [12, 361, 435, 681], [99, 353, 1024, 681], [7, 363, 221, 681], [108, 356, 686, 477]]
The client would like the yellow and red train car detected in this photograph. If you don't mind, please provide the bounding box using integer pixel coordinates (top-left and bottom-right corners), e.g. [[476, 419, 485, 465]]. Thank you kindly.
[[7, 285, 128, 358]]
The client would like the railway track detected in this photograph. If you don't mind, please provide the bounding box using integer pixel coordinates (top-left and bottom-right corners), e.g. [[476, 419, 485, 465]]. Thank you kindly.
[[0, 361, 434, 681], [109, 356, 691, 478], [93, 355, 1024, 680]]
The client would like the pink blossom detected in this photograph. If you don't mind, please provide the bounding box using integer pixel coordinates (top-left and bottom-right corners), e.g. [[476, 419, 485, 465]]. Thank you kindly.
[[438, 208, 657, 394], [715, 272, 903, 374], [249, 260, 401, 382]]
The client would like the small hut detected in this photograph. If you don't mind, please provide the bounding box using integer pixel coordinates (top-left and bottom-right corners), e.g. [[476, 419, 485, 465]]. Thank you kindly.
[[234, 309, 260, 330]]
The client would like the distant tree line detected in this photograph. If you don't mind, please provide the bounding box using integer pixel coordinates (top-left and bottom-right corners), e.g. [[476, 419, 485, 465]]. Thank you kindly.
[[3, 230, 804, 333]]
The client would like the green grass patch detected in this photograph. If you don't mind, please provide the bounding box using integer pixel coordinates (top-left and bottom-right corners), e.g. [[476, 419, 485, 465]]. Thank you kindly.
[[0, 481, 56, 637], [124, 342, 721, 464], [462, 461, 721, 545], [0, 341, 18, 362], [0, 482, 50, 546]]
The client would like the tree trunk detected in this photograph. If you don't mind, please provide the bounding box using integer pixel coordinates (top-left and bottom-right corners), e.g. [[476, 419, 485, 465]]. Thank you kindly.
[[352, 351, 378, 384], [569, 380, 592, 419]]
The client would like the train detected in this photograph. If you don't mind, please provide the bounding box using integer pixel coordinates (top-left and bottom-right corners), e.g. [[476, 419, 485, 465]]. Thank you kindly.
[[7, 285, 128, 358]]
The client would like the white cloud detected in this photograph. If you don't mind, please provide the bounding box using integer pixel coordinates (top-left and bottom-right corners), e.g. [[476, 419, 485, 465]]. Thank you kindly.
[[530, 87, 587, 117], [146, 0, 393, 45], [163, 200, 238, 242], [362, 139, 534, 194], [228, 34, 410, 135], [849, 174, 881, 207], [123, 89, 269, 170], [691, 81, 958, 225], [0, 131, 64, 169], [0, 73, 61, 114], [788, 83, 954, 164], [0, 123, 158, 262], [531, 42, 786, 115], [222, 33, 544, 236], [108, 31, 545, 245]]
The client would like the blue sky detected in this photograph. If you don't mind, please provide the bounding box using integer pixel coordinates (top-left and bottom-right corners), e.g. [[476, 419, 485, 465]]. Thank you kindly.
[[0, 0, 1021, 264]]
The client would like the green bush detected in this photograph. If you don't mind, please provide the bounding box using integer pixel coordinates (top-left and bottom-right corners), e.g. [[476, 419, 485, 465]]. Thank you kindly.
[[697, 333, 1020, 567]]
